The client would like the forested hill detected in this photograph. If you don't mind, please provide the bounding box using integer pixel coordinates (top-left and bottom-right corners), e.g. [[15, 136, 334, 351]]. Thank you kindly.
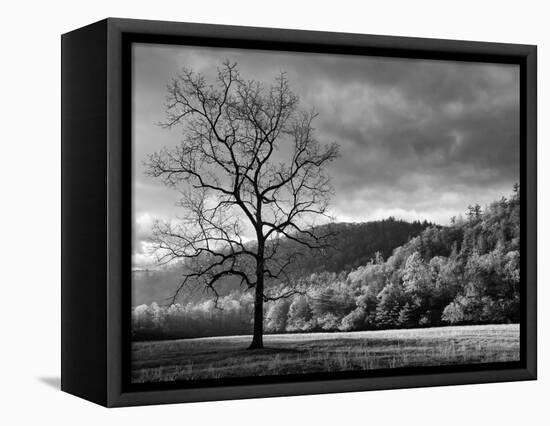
[[132, 217, 430, 306], [274, 218, 431, 276], [132, 186, 521, 340]]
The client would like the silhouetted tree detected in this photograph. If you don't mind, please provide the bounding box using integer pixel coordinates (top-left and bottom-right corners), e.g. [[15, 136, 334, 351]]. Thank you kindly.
[[146, 61, 339, 348]]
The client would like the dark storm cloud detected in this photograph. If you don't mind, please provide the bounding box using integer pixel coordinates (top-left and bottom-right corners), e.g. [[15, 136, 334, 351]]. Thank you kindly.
[[132, 43, 519, 268]]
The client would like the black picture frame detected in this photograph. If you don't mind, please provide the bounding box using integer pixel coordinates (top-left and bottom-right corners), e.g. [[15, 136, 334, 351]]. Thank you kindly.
[[61, 17, 537, 407]]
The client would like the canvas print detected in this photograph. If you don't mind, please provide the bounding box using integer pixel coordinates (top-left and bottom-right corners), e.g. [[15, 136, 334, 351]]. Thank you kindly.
[[131, 43, 521, 384]]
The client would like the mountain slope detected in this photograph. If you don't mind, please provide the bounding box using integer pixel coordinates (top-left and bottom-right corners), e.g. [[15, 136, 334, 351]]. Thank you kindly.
[[132, 217, 430, 305], [132, 187, 521, 339]]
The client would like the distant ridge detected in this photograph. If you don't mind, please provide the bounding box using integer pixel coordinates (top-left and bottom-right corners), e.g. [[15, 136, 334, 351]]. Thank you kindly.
[[132, 217, 431, 305]]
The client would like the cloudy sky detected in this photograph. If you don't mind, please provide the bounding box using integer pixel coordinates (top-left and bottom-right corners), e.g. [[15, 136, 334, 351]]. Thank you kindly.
[[132, 43, 519, 269]]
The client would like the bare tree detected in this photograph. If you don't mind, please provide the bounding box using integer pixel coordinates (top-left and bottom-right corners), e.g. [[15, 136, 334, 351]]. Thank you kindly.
[[146, 61, 339, 349]]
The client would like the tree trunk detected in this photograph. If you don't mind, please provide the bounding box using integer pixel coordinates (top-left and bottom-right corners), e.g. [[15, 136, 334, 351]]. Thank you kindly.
[[249, 242, 264, 349], [249, 276, 264, 349]]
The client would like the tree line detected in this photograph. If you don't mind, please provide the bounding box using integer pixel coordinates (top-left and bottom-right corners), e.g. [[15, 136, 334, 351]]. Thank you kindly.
[[132, 186, 520, 341]]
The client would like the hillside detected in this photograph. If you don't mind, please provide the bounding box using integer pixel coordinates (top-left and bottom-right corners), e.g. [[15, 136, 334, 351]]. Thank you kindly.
[[132, 217, 430, 306], [132, 186, 520, 340], [284, 218, 431, 274]]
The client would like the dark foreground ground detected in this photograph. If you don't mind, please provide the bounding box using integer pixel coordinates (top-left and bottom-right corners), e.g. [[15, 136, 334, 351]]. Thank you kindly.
[[131, 324, 519, 383]]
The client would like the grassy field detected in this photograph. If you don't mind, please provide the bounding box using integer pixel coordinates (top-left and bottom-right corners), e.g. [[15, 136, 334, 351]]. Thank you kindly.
[[131, 324, 519, 383]]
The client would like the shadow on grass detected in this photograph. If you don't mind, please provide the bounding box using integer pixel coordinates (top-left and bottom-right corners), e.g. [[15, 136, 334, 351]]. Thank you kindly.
[[245, 346, 305, 353]]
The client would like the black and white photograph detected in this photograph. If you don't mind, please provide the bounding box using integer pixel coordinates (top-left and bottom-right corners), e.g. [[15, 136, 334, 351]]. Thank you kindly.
[[130, 43, 521, 384], [2, 0, 547, 420]]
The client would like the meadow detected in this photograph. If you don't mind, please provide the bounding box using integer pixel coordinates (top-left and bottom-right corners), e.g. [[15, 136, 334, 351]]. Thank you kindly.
[[131, 324, 519, 383]]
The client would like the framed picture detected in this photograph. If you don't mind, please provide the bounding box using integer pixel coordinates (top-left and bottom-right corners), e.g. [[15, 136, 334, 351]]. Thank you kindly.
[[61, 18, 537, 407]]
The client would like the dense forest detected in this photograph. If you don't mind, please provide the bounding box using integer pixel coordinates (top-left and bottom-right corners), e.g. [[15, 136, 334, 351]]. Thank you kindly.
[[132, 186, 520, 341]]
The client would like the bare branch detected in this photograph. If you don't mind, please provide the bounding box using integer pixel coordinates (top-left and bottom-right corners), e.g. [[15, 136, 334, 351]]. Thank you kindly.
[[144, 62, 340, 347]]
